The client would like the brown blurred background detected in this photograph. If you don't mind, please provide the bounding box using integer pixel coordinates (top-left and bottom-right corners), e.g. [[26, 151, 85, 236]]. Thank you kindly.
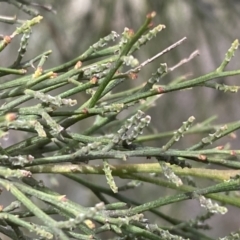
[[1, 0, 240, 239]]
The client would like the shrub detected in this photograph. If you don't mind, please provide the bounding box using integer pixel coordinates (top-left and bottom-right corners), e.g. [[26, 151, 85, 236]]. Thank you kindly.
[[0, 2, 240, 240]]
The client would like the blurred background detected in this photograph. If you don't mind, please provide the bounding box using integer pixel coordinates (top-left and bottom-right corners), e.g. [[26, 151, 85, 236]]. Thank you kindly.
[[1, 0, 240, 239]]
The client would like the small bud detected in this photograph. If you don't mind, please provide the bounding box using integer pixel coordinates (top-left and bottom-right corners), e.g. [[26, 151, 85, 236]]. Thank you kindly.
[[90, 77, 98, 84], [157, 87, 164, 93], [82, 108, 89, 114], [50, 72, 58, 78], [74, 61, 82, 69], [58, 195, 67, 201], [230, 132, 237, 139], [230, 150, 236, 156], [147, 11, 156, 19], [32, 67, 43, 78], [198, 155, 207, 161], [126, 28, 134, 38], [4, 35, 11, 44], [129, 72, 138, 79], [5, 113, 17, 122]]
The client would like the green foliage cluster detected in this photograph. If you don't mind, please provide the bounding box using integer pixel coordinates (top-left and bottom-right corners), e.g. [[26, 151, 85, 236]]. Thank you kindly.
[[1, 2, 240, 240]]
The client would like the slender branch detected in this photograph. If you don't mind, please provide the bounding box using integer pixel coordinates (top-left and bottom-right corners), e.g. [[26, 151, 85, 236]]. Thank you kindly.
[[26, 163, 240, 181]]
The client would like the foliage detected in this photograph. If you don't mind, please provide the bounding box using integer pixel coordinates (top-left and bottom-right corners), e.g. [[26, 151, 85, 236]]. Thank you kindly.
[[0, 2, 240, 240]]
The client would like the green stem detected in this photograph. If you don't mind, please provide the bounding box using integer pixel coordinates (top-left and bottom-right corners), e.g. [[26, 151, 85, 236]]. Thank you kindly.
[[0, 67, 26, 75], [115, 70, 240, 105], [111, 177, 240, 216], [26, 163, 240, 181], [0, 179, 68, 240]]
